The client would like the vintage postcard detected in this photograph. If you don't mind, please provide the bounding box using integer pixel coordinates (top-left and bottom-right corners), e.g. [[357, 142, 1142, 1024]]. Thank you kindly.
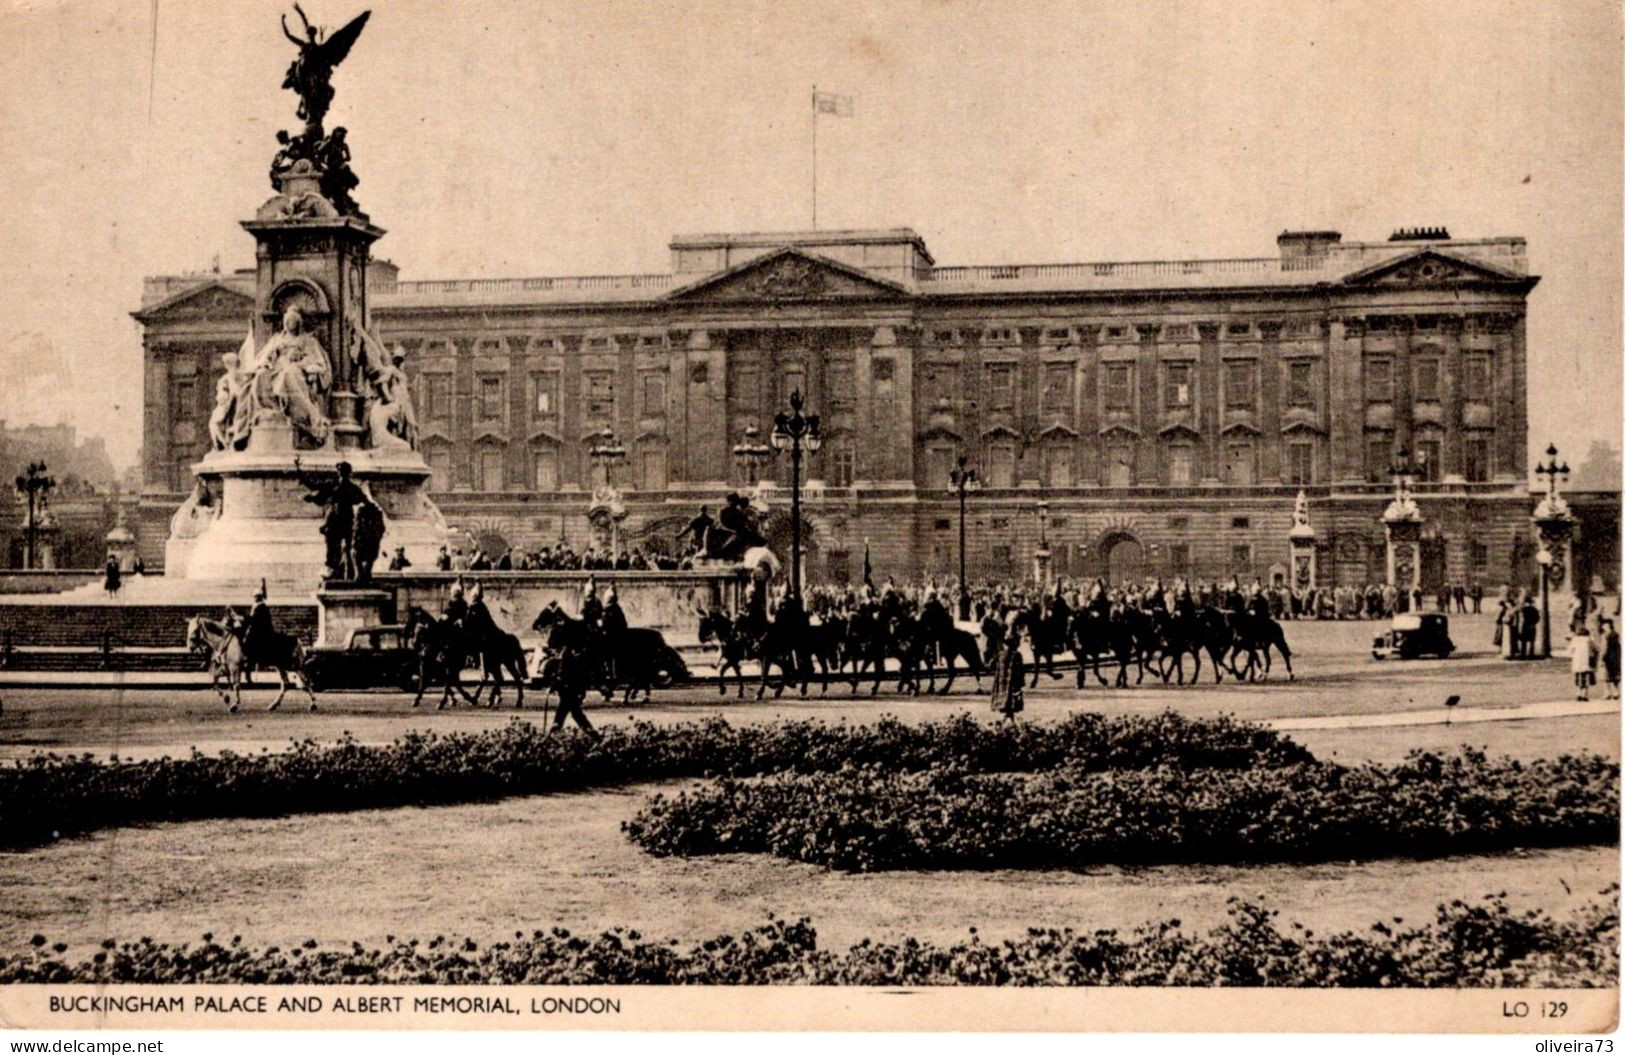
[[0, 0, 1618, 1042]]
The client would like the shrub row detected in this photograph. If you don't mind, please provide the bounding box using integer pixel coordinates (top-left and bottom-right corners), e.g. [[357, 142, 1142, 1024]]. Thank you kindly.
[[0, 712, 1311, 849], [2, 891, 1615, 987], [625, 749, 1621, 871]]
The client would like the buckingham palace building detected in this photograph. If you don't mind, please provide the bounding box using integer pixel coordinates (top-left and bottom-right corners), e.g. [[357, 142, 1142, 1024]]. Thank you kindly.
[[133, 225, 1540, 589]]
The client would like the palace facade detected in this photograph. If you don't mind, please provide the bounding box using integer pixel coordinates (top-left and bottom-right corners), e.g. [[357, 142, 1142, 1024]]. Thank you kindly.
[[134, 225, 1540, 589]]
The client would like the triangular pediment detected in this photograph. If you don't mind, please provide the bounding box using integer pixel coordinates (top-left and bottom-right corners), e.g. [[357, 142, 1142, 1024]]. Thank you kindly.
[[132, 281, 255, 323], [665, 247, 910, 303], [1341, 249, 1526, 289]]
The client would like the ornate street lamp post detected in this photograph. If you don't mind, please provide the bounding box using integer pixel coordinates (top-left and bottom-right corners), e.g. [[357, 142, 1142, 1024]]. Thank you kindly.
[[587, 426, 628, 558], [949, 454, 980, 621], [14, 461, 54, 571], [770, 390, 821, 601], [1034, 499, 1051, 588], [1532, 442, 1572, 660]]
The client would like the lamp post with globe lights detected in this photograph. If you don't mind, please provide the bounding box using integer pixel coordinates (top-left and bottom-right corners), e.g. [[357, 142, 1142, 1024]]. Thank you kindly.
[[949, 454, 980, 620], [1532, 442, 1574, 660], [770, 390, 821, 601], [1034, 499, 1052, 588], [14, 461, 54, 571]]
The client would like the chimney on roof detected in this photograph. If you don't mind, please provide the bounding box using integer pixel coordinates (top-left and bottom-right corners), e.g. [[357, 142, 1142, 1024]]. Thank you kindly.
[[1277, 230, 1341, 265], [1389, 226, 1451, 242]]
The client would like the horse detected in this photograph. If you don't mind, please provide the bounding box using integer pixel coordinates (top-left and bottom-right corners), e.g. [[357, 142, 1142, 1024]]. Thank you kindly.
[[843, 605, 894, 696], [402, 606, 480, 710], [185, 615, 315, 713], [930, 624, 985, 694], [697, 608, 751, 698], [533, 607, 687, 704], [1014, 603, 1069, 687], [462, 610, 529, 708], [1068, 607, 1148, 688], [1154, 606, 1231, 685], [1226, 610, 1295, 681]]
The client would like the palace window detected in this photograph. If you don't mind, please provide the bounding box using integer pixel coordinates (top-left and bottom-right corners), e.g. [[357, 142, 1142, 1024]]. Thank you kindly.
[[689, 361, 709, 385], [1416, 436, 1442, 482], [1232, 516, 1251, 529], [828, 443, 855, 487], [1222, 438, 1255, 485], [925, 446, 955, 490], [1226, 322, 1252, 337], [640, 448, 667, 491], [1041, 442, 1073, 488], [477, 375, 505, 420], [531, 447, 558, 491], [827, 361, 853, 410], [1285, 440, 1316, 486], [1367, 433, 1393, 482], [1164, 363, 1193, 408], [1286, 361, 1315, 407], [781, 364, 807, 403], [1414, 357, 1442, 402], [1463, 353, 1492, 402], [1470, 540, 1489, 578], [1105, 441, 1134, 487], [424, 375, 453, 421], [1232, 543, 1253, 572], [1104, 364, 1133, 410], [1224, 362, 1255, 408], [1464, 433, 1492, 482], [585, 371, 615, 420], [987, 441, 1017, 487], [1364, 358, 1393, 402], [426, 445, 452, 491], [1041, 363, 1073, 417], [1169, 543, 1191, 577], [1166, 443, 1195, 486], [477, 446, 505, 492], [641, 371, 667, 418], [530, 373, 557, 418], [987, 364, 1017, 411]]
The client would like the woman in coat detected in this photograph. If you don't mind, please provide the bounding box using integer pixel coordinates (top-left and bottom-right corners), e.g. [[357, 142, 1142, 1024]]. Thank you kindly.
[[990, 621, 1025, 722]]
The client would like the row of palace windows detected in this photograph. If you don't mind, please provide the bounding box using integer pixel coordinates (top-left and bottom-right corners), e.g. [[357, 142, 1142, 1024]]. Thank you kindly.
[[415, 371, 670, 425], [925, 437, 1320, 490], [1364, 353, 1495, 403], [916, 360, 1327, 416], [1364, 432, 1496, 483], [420, 441, 863, 494]]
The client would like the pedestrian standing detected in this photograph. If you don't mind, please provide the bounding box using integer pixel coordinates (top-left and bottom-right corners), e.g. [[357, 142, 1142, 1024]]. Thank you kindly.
[[1601, 619, 1621, 701], [1570, 626, 1596, 701], [103, 554, 121, 598], [990, 622, 1025, 722]]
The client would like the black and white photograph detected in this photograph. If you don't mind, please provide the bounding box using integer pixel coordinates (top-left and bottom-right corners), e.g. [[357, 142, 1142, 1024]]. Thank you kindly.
[[0, 0, 1619, 1041]]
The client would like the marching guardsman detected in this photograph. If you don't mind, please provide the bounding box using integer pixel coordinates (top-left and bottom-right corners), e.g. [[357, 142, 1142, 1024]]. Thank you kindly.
[[601, 585, 628, 637], [464, 581, 497, 638], [241, 579, 275, 675]]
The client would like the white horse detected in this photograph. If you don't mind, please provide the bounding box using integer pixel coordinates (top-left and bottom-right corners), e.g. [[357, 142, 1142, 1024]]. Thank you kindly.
[[185, 615, 316, 713]]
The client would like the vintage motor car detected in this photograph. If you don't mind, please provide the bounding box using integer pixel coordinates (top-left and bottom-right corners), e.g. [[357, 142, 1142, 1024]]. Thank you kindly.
[[1371, 612, 1455, 660], [303, 624, 420, 691]]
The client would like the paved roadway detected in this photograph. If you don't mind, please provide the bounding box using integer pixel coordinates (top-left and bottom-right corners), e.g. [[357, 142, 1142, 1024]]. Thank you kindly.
[[1, 611, 1615, 764]]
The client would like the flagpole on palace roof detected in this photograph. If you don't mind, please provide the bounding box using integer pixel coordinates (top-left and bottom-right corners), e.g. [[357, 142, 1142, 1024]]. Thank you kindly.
[[811, 84, 818, 230]]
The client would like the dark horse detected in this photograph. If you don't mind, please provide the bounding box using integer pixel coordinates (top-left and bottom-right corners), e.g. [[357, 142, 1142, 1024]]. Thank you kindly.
[[1153, 606, 1233, 685], [402, 606, 480, 709], [532, 607, 688, 704], [1225, 609, 1295, 681], [696, 606, 809, 699], [1015, 603, 1069, 688]]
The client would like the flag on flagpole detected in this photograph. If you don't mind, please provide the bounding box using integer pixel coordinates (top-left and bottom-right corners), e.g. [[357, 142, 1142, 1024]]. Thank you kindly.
[[813, 90, 854, 117], [863, 538, 874, 589]]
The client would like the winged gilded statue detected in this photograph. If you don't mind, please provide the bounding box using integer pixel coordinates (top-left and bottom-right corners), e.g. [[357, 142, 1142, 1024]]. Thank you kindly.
[[281, 4, 371, 136]]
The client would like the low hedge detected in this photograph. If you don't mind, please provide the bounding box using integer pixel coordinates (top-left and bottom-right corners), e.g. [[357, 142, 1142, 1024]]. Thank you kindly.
[[624, 749, 1621, 871], [0, 712, 1310, 849], [2, 891, 1614, 986]]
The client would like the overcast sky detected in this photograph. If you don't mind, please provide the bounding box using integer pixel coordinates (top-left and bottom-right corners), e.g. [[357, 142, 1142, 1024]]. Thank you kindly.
[[0, 0, 1619, 476]]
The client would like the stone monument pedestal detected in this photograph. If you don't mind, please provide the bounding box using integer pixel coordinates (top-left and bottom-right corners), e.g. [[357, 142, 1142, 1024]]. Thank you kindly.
[[316, 585, 395, 648]]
